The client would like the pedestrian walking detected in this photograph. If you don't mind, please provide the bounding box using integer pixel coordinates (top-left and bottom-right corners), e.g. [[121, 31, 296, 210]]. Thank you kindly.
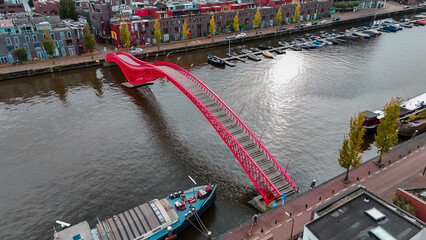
[[252, 214, 258, 225]]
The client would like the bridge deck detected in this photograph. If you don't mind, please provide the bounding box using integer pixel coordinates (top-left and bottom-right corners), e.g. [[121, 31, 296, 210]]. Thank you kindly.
[[111, 53, 296, 203], [157, 66, 294, 197]]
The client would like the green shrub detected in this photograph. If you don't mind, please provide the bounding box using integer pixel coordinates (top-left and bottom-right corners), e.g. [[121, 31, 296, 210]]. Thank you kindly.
[[393, 196, 416, 215]]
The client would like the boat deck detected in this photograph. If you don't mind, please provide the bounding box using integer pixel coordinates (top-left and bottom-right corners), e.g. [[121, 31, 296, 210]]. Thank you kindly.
[[96, 199, 178, 240]]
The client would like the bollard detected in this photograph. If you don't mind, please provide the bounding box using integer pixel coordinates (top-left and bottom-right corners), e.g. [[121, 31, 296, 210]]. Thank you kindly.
[[389, 160, 391, 164], [357, 177, 359, 181], [306, 203, 308, 208], [368, 171, 370, 175], [409, 150, 411, 154], [332, 189, 334, 193], [275, 220, 277, 224], [261, 228, 263, 233]]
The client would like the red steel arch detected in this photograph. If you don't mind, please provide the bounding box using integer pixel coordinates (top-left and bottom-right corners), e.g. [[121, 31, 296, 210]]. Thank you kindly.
[[106, 52, 297, 205]]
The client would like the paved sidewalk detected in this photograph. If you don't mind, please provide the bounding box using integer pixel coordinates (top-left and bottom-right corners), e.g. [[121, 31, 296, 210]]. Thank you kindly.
[[0, 2, 412, 74], [221, 132, 426, 240]]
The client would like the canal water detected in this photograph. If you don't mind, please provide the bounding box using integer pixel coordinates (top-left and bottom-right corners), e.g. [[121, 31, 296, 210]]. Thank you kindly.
[[1, 20, 425, 239]]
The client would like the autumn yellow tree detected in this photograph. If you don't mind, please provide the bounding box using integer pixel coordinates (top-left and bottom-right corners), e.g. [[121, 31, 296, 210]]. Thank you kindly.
[[338, 112, 366, 183], [119, 22, 130, 50], [293, 4, 300, 23], [275, 6, 282, 26], [182, 19, 189, 40], [209, 15, 215, 41], [233, 11, 239, 32], [374, 98, 401, 165], [253, 8, 261, 30], [154, 18, 162, 49]]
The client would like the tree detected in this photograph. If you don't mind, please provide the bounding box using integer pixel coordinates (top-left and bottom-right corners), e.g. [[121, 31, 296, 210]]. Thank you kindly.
[[13, 48, 28, 62], [28, 0, 34, 8], [83, 23, 96, 59], [233, 11, 239, 32], [59, 0, 78, 20], [275, 6, 282, 26], [182, 19, 189, 40], [338, 112, 366, 183], [253, 8, 261, 30], [293, 4, 301, 23], [42, 27, 56, 63], [119, 22, 131, 50], [209, 15, 216, 40], [393, 196, 416, 215], [153, 18, 162, 48], [374, 97, 401, 165]]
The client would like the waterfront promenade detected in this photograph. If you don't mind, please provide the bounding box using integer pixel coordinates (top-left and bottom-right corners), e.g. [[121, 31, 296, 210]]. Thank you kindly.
[[0, 2, 414, 75], [220, 132, 426, 240]]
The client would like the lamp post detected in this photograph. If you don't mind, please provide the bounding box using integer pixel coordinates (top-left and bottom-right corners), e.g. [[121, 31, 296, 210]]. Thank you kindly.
[[176, 56, 181, 65], [285, 211, 294, 239]]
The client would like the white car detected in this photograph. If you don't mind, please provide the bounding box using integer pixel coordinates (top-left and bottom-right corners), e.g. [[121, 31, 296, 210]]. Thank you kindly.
[[131, 48, 143, 54], [226, 35, 236, 40], [236, 33, 247, 38], [321, 20, 328, 24], [306, 22, 312, 26]]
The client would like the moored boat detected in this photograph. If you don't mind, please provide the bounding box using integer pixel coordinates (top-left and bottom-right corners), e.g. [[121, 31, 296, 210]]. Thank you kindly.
[[53, 185, 216, 240], [207, 55, 225, 66], [258, 44, 273, 50], [275, 48, 286, 54], [227, 52, 237, 57], [250, 47, 260, 52], [262, 51, 274, 58], [247, 53, 261, 61], [362, 93, 426, 129]]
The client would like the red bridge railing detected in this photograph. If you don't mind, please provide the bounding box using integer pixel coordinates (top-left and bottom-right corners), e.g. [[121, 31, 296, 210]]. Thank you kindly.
[[107, 52, 296, 204]]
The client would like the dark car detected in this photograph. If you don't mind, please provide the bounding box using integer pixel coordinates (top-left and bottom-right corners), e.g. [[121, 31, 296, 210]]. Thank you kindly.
[[333, 17, 341, 22], [279, 26, 287, 31], [298, 24, 305, 28], [312, 21, 318, 25]]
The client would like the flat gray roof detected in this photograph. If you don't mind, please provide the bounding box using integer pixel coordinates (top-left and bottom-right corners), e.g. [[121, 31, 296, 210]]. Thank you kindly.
[[306, 191, 424, 240]]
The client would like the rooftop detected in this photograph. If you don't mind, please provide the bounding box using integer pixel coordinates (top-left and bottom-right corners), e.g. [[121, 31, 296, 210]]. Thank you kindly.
[[306, 187, 425, 240]]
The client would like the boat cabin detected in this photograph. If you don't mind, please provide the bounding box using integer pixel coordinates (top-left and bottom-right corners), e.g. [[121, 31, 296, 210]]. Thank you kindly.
[[197, 186, 212, 200], [362, 110, 380, 129], [174, 200, 186, 211]]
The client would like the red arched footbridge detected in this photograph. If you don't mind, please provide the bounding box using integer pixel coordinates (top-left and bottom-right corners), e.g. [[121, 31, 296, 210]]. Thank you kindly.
[[106, 52, 297, 205]]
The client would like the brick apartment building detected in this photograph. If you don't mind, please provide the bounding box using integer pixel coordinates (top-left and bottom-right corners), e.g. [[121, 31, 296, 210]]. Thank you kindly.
[[0, 13, 87, 64], [34, 0, 60, 16], [0, 0, 25, 14], [110, 1, 332, 47]]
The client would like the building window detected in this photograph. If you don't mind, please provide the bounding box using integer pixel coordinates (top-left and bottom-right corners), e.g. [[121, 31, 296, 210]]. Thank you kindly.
[[65, 39, 73, 46], [67, 32, 72, 39], [60, 32, 65, 39], [7, 46, 15, 53], [33, 35, 38, 42], [54, 41, 58, 48], [25, 35, 30, 43], [14, 36, 19, 44], [68, 47, 75, 55], [34, 43, 42, 50], [50, 33, 55, 40], [6, 37, 12, 45], [23, 44, 29, 50]]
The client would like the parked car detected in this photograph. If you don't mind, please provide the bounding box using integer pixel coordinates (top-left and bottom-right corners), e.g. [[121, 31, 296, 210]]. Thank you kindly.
[[279, 26, 287, 31], [404, 5, 410, 9], [297, 24, 305, 28], [131, 48, 143, 54], [226, 35, 236, 40], [306, 22, 312, 26], [321, 20, 328, 24], [333, 17, 341, 21], [236, 33, 246, 39], [312, 21, 318, 25]]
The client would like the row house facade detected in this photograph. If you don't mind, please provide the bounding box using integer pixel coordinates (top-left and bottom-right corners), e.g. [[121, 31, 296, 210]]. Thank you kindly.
[[0, 14, 86, 64], [34, 0, 60, 16], [0, 0, 25, 14], [80, 1, 113, 44], [110, 1, 332, 47]]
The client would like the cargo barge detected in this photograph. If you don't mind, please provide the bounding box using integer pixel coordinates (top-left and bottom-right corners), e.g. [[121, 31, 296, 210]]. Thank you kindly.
[[362, 93, 426, 129], [53, 184, 216, 240]]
